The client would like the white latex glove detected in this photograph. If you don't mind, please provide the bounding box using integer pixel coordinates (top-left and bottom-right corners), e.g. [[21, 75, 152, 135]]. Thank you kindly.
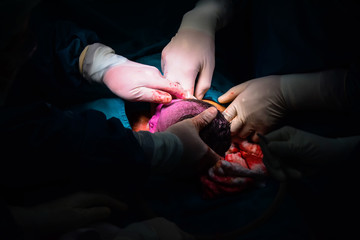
[[114, 217, 195, 240], [9, 192, 127, 238], [219, 69, 349, 142], [258, 126, 360, 181], [161, 0, 231, 99], [161, 29, 215, 100], [80, 43, 187, 103], [218, 75, 287, 142]]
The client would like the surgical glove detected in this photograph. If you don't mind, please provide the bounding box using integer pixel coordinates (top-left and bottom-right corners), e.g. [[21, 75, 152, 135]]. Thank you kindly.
[[280, 69, 348, 111], [161, 0, 231, 99], [259, 126, 360, 181], [219, 75, 287, 142], [133, 107, 221, 176], [80, 43, 187, 103], [162, 29, 214, 100], [166, 106, 221, 173], [9, 192, 127, 238], [114, 217, 194, 240]]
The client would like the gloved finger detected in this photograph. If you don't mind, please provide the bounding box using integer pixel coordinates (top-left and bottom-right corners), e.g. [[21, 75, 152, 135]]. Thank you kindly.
[[229, 177, 251, 185], [267, 141, 297, 159], [198, 145, 223, 171], [229, 115, 246, 134], [218, 82, 249, 104], [219, 160, 265, 178], [237, 124, 254, 140], [144, 76, 189, 100], [191, 107, 218, 131], [161, 51, 167, 75], [263, 156, 287, 182], [265, 126, 296, 142], [284, 167, 302, 179], [209, 168, 249, 185], [71, 192, 128, 211], [258, 136, 286, 181], [222, 102, 238, 123], [163, 63, 196, 96], [208, 165, 248, 184], [132, 87, 172, 104], [194, 62, 214, 100], [251, 130, 265, 143], [76, 206, 111, 226]]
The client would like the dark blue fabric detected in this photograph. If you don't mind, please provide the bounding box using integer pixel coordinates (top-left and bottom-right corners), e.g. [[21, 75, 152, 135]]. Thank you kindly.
[[0, 102, 149, 204], [1, 1, 153, 207]]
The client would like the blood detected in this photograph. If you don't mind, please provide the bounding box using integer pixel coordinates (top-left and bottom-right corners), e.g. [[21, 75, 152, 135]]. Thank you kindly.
[[200, 140, 267, 199], [130, 99, 266, 199], [152, 90, 172, 103], [165, 82, 188, 99]]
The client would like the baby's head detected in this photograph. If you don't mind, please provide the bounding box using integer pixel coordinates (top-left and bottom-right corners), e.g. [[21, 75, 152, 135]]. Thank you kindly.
[[149, 99, 231, 156]]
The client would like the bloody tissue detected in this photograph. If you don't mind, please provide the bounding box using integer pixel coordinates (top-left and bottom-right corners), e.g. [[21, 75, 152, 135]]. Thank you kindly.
[[200, 140, 267, 199]]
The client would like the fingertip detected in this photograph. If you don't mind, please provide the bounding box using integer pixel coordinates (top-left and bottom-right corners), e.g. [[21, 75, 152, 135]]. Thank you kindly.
[[229, 117, 244, 135], [192, 107, 218, 131], [222, 112, 234, 124], [152, 91, 172, 104], [194, 82, 210, 100], [195, 92, 205, 100], [183, 90, 196, 99], [217, 94, 228, 104], [257, 133, 269, 145], [218, 89, 236, 104], [251, 134, 260, 143], [201, 107, 218, 124], [207, 106, 218, 115], [198, 147, 221, 171]]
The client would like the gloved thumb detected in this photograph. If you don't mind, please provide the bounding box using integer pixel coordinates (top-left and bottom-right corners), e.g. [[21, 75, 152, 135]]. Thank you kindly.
[[136, 87, 173, 104], [218, 82, 249, 104], [191, 106, 218, 131], [78, 206, 112, 226]]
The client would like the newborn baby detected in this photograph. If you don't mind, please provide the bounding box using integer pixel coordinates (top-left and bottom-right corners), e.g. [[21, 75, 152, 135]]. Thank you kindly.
[[148, 99, 232, 156], [145, 99, 267, 198]]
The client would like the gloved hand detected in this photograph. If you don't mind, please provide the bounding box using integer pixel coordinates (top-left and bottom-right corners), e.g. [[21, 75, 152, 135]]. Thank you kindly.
[[9, 192, 127, 238], [161, 0, 232, 99], [114, 217, 195, 240], [80, 43, 187, 103], [258, 126, 360, 181], [219, 69, 349, 142], [165, 106, 222, 174], [218, 75, 287, 142], [133, 107, 222, 176], [161, 29, 214, 100]]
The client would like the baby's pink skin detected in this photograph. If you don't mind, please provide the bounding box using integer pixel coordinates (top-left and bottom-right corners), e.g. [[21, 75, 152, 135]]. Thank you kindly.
[[148, 99, 208, 133]]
